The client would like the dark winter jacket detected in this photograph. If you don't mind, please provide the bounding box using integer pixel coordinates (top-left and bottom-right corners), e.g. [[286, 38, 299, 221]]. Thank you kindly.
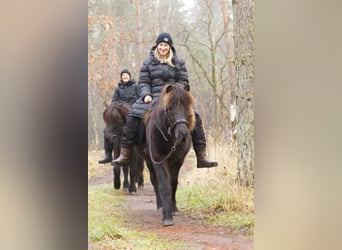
[[129, 46, 189, 118], [112, 79, 138, 106]]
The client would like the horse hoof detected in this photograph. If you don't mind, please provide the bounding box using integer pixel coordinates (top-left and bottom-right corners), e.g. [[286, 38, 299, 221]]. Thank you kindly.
[[130, 191, 137, 195], [113, 176, 121, 189], [114, 182, 120, 189], [163, 219, 173, 226]]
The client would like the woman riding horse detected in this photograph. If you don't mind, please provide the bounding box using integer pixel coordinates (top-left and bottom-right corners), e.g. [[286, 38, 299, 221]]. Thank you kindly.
[[113, 32, 217, 169]]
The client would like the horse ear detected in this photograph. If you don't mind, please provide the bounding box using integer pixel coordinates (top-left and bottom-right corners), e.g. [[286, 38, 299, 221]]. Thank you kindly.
[[184, 85, 190, 92], [166, 84, 174, 93]]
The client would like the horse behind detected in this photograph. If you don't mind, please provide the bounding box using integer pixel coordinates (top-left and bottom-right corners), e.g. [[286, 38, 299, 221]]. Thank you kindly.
[[144, 83, 196, 226], [103, 101, 144, 194]]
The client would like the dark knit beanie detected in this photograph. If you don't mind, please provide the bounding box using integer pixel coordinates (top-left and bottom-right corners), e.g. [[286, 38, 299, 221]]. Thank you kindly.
[[120, 69, 131, 79], [155, 32, 173, 46]]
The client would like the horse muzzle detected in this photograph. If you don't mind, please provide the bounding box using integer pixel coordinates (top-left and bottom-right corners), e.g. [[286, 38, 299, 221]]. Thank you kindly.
[[169, 119, 189, 142], [168, 119, 189, 135]]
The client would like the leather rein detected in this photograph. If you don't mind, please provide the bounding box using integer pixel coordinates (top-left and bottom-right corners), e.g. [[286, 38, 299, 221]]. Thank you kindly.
[[148, 117, 189, 166]]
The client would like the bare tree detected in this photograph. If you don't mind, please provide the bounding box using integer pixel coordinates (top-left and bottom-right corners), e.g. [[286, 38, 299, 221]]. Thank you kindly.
[[88, 0, 229, 148], [221, 0, 237, 138], [181, 0, 230, 135], [88, 4, 118, 148], [135, 0, 143, 66], [232, 0, 254, 187]]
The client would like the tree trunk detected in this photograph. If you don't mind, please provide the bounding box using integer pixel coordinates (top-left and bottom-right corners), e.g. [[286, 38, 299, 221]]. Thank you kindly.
[[135, 0, 143, 67], [89, 83, 100, 150], [233, 0, 254, 187], [221, 0, 237, 138]]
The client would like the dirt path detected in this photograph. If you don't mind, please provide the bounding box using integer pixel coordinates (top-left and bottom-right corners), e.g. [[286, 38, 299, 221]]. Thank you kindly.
[[89, 167, 113, 186], [89, 165, 253, 250], [123, 182, 252, 250]]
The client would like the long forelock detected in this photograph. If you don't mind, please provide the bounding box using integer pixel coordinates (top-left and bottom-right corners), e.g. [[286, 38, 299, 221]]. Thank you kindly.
[[145, 85, 196, 129], [160, 86, 196, 131], [162, 86, 194, 110], [103, 102, 129, 126]]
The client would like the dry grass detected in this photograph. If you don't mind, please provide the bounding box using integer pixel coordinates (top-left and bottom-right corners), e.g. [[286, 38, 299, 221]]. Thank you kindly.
[[88, 135, 254, 238], [88, 151, 186, 249], [178, 137, 254, 237], [88, 150, 112, 181]]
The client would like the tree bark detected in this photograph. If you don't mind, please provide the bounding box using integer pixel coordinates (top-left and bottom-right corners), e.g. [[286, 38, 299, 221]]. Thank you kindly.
[[89, 83, 100, 149], [135, 0, 143, 67], [221, 0, 237, 136], [233, 0, 254, 187]]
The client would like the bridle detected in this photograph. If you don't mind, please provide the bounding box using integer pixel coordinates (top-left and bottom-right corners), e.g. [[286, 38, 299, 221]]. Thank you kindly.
[[149, 109, 190, 166], [167, 119, 189, 136], [155, 118, 189, 142]]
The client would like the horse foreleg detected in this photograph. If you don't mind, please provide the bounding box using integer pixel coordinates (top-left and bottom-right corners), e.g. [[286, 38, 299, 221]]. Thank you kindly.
[[137, 157, 144, 189], [122, 165, 129, 191], [146, 161, 162, 209], [154, 164, 173, 226], [112, 139, 121, 190], [128, 157, 137, 195], [113, 163, 121, 190], [132, 145, 145, 189], [169, 166, 181, 216]]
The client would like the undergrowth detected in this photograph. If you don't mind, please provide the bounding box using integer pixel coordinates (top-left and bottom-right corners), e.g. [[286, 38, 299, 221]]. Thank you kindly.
[[88, 151, 112, 181], [88, 184, 188, 249], [177, 146, 254, 238]]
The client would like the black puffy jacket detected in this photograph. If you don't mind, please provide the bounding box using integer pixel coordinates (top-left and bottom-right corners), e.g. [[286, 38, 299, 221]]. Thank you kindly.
[[111, 79, 138, 106], [129, 46, 189, 118]]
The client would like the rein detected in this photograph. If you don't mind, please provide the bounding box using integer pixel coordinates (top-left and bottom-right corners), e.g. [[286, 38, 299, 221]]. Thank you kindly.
[[148, 137, 181, 166], [148, 117, 188, 166]]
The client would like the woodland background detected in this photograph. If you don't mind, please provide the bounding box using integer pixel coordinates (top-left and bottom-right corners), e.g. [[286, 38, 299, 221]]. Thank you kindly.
[[88, 0, 254, 186]]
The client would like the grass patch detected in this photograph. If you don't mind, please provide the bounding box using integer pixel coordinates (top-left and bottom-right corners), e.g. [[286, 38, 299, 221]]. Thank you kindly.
[[88, 185, 125, 243], [88, 151, 112, 181], [177, 149, 254, 238], [88, 175, 188, 249], [88, 151, 190, 249], [177, 182, 253, 228]]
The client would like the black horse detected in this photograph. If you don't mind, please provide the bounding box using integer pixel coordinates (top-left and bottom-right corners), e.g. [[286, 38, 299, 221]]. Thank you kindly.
[[142, 83, 196, 226], [103, 101, 144, 194]]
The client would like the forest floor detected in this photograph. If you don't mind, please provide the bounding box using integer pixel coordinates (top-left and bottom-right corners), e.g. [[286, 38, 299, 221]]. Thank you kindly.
[[89, 157, 253, 250]]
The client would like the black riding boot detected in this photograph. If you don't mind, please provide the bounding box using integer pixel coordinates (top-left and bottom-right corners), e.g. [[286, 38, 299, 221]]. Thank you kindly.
[[112, 147, 131, 166], [111, 116, 140, 166], [98, 138, 113, 164], [195, 150, 218, 168], [192, 112, 218, 168]]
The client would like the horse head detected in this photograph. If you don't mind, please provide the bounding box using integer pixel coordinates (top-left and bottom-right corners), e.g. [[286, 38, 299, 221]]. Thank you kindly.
[[103, 102, 130, 144], [160, 83, 195, 143]]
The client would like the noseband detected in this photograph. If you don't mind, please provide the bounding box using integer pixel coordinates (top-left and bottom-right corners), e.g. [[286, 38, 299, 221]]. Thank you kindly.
[[167, 119, 189, 135]]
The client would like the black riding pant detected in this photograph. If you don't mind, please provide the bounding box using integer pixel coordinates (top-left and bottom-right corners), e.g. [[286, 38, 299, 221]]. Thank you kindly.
[[120, 116, 144, 148], [192, 112, 207, 152]]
